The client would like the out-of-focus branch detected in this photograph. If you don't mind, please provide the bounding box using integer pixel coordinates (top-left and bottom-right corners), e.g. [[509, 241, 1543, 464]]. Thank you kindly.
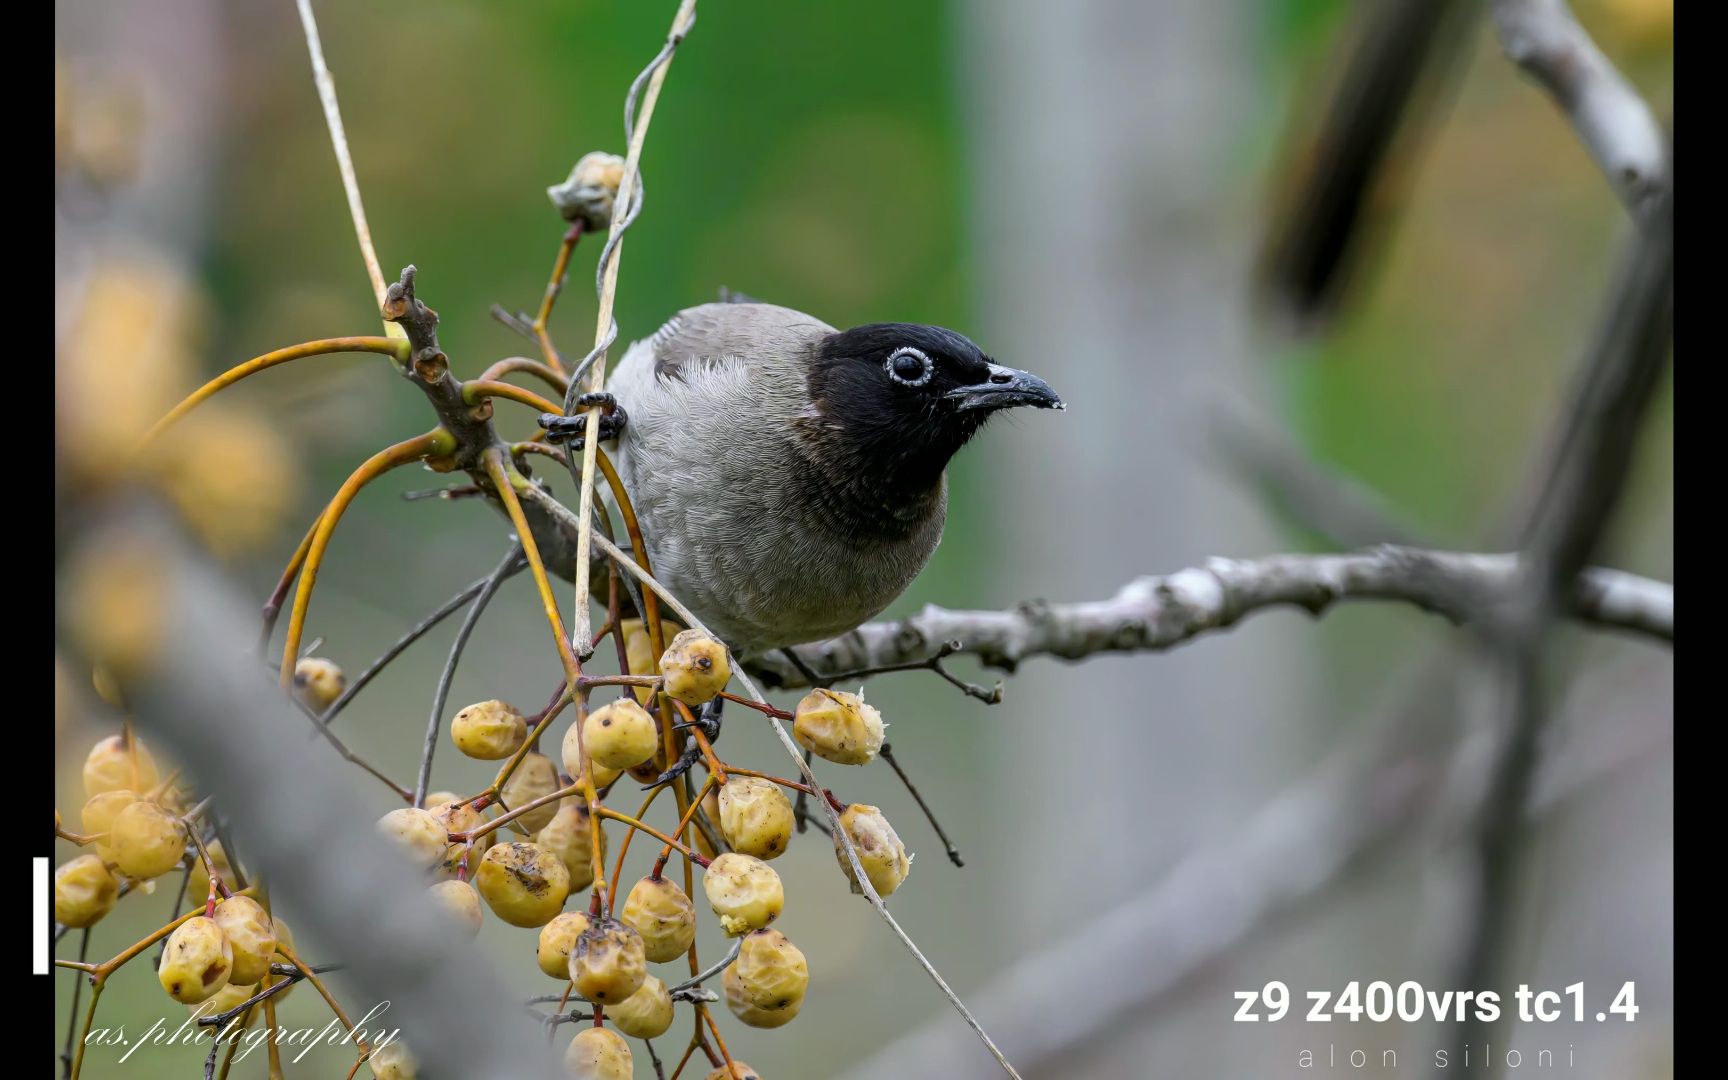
[[750, 545, 1672, 688], [1256, 0, 1476, 328], [1487, 0, 1670, 217], [71, 509, 562, 1079], [1447, 188, 1672, 1068], [839, 652, 1668, 1078]]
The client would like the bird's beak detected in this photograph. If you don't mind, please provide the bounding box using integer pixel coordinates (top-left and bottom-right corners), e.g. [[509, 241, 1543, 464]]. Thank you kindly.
[[945, 363, 1065, 412]]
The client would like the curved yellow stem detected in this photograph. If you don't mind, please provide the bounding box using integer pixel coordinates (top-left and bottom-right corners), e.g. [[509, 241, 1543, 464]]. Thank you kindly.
[[279, 430, 453, 686], [462, 380, 564, 417], [142, 336, 408, 448], [482, 451, 607, 898], [477, 357, 570, 396]]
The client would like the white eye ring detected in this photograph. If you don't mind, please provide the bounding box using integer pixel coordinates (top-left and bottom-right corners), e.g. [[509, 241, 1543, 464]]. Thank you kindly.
[[884, 346, 934, 387]]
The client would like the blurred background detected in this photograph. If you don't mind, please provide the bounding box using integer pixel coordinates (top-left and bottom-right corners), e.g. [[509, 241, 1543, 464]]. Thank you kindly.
[[55, 1, 1672, 1077]]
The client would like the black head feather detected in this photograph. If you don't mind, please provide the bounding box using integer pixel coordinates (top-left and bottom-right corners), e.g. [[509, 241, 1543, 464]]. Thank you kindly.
[[795, 322, 1058, 533]]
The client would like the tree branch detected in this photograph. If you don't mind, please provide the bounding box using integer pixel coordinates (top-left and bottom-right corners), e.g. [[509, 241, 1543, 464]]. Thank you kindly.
[[749, 545, 1672, 688]]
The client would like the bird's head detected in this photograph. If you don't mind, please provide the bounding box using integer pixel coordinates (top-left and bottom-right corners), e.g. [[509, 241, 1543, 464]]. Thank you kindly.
[[802, 322, 1063, 499]]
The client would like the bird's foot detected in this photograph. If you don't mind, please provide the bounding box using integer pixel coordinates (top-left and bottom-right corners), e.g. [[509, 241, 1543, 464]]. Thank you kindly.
[[644, 697, 722, 789], [539, 393, 627, 449]]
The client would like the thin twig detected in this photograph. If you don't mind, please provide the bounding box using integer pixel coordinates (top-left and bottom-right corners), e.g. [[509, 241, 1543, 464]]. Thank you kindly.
[[416, 543, 524, 806], [318, 556, 527, 731], [294, 0, 400, 335], [879, 743, 963, 868]]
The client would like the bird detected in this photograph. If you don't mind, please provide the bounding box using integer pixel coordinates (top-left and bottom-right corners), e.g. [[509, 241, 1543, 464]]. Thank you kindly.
[[540, 299, 1063, 661]]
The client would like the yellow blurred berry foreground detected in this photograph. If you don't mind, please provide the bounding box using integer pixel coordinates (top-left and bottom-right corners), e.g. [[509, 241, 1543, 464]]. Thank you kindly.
[[619, 874, 698, 962], [212, 896, 277, 984], [565, 1025, 633, 1080], [367, 1041, 418, 1080], [581, 699, 659, 771], [450, 699, 528, 760], [377, 807, 449, 869], [54, 855, 119, 927], [570, 918, 648, 1004], [660, 628, 732, 705], [83, 734, 160, 798], [536, 800, 607, 893], [705, 1062, 764, 1080], [537, 911, 593, 978], [158, 916, 234, 1004], [609, 974, 674, 1039], [502, 752, 564, 834], [110, 799, 187, 880], [834, 803, 912, 897], [291, 657, 347, 712], [475, 842, 569, 927], [429, 879, 484, 939], [718, 776, 795, 860], [792, 688, 885, 765], [703, 852, 784, 936]]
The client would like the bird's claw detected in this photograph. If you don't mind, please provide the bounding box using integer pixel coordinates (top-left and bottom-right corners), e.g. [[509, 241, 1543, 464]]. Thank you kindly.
[[539, 395, 627, 449], [643, 743, 703, 789]]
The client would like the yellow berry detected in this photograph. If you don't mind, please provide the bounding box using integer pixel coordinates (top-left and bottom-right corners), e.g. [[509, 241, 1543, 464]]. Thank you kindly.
[[704, 1064, 764, 1080], [212, 896, 277, 985], [581, 699, 659, 771], [158, 915, 234, 1003], [291, 657, 346, 712], [367, 1041, 418, 1080], [609, 974, 674, 1039], [561, 720, 625, 791], [536, 911, 593, 979], [377, 807, 448, 870], [619, 874, 697, 963], [83, 734, 159, 798], [536, 801, 606, 893], [718, 777, 794, 860], [660, 629, 731, 705], [188, 980, 256, 1019], [423, 791, 459, 809], [732, 928, 809, 1010], [702, 853, 783, 936], [834, 803, 911, 897], [450, 700, 527, 760], [475, 842, 568, 927], [110, 799, 186, 880], [570, 917, 647, 1004], [428, 800, 491, 880], [565, 1026, 632, 1080], [428, 879, 483, 939], [54, 854, 119, 927], [501, 752, 563, 835], [792, 689, 885, 765], [724, 960, 803, 1030]]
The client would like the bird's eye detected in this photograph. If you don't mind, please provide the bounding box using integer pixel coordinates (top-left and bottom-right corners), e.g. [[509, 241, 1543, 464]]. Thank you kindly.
[[885, 346, 934, 387]]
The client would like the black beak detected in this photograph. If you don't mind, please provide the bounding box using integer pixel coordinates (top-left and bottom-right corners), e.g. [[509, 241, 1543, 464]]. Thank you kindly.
[[946, 363, 1065, 413]]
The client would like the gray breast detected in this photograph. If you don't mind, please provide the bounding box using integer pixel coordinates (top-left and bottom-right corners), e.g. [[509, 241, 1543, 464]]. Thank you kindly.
[[603, 308, 947, 657]]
